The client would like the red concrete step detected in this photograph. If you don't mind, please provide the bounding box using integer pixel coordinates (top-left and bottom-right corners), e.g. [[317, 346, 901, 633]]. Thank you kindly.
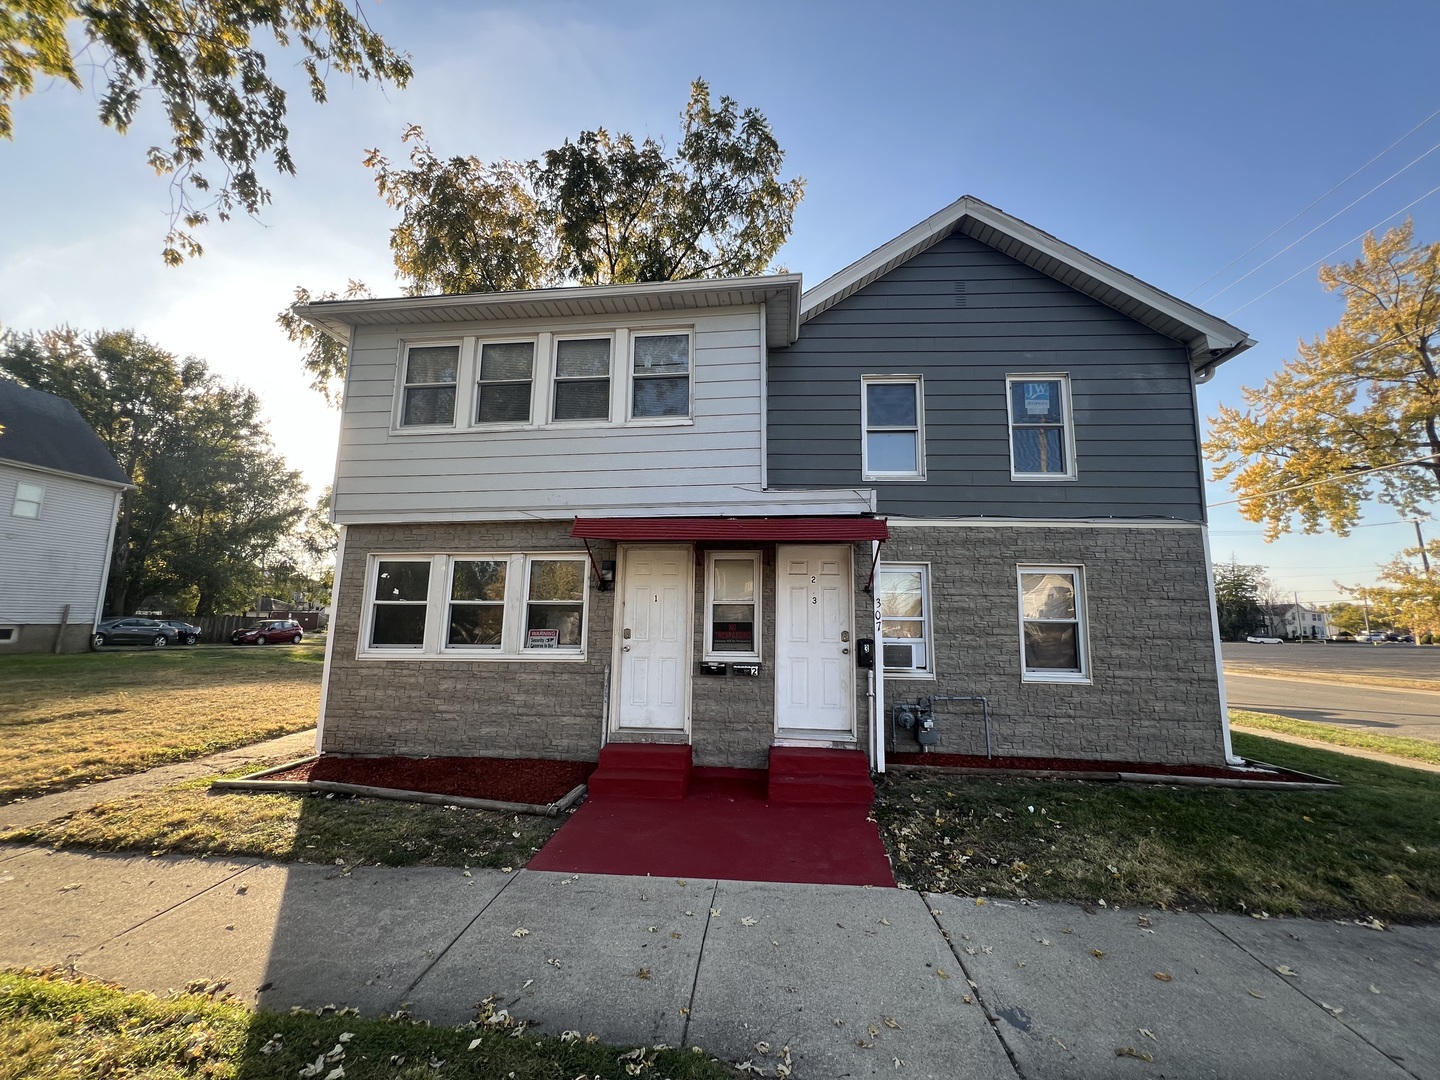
[[767, 747, 874, 806], [588, 743, 692, 800]]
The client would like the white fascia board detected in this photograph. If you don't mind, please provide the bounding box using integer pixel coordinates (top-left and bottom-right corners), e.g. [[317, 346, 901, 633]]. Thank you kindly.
[[295, 275, 804, 349], [798, 195, 1254, 372], [0, 457, 134, 491]]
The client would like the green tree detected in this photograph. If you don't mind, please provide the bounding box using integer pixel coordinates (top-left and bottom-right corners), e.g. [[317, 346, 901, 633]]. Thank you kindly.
[[0, 328, 307, 614], [1323, 601, 1367, 636], [1206, 222, 1440, 539], [0, 0, 410, 263], [286, 79, 804, 401], [1213, 561, 1267, 641]]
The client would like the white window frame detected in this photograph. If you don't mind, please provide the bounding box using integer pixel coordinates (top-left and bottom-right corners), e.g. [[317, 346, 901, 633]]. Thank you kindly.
[[550, 334, 615, 424], [1016, 564, 1090, 684], [629, 329, 695, 423], [877, 562, 934, 678], [473, 339, 539, 427], [861, 375, 926, 481], [1006, 373, 1077, 481], [359, 552, 589, 661], [12, 481, 44, 519], [0, 625, 18, 646], [703, 550, 762, 661], [394, 340, 463, 430]]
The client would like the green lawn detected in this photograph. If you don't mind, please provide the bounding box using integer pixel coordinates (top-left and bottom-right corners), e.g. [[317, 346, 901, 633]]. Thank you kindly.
[[873, 732, 1440, 922], [0, 765, 560, 868], [0, 969, 740, 1080], [0, 644, 323, 803], [1231, 709, 1440, 767]]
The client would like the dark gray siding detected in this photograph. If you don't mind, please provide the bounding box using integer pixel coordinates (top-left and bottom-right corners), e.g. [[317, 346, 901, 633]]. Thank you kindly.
[[768, 232, 1206, 520]]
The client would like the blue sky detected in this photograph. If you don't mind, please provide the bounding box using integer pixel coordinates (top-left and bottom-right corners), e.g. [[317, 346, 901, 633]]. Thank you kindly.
[[3, 0, 1438, 603]]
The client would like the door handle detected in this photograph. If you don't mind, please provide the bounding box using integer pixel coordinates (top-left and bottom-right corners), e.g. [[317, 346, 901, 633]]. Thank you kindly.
[[622, 645, 631, 652], [841, 647, 850, 655]]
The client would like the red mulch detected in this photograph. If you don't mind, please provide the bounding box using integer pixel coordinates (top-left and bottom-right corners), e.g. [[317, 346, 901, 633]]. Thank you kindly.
[[262, 756, 596, 805], [887, 751, 1329, 784]]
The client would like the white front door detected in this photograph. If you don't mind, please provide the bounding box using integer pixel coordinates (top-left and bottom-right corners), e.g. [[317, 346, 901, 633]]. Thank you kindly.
[[775, 545, 854, 734], [616, 546, 690, 730]]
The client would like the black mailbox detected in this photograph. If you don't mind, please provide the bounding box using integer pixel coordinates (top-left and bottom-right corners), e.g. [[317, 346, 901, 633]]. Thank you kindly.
[[699, 661, 727, 676], [856, 638, 876, 669]]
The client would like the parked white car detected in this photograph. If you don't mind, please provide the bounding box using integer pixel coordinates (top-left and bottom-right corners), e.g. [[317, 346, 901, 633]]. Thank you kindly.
[[1245, 635, 1284, 645]]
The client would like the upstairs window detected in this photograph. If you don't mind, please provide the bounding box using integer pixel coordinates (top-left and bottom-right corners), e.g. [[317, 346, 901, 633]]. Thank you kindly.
[[1018, 565, 1089, 681], [862, 377, 924, 479], [878, 564, 931, 675], [553, 338, 612, 421], [1007, 375, 1075, 479], [632, 333, 691, 418], [400, 344, 460, 427], [476, 341, 535, 424], [11, 482, 43, 519]]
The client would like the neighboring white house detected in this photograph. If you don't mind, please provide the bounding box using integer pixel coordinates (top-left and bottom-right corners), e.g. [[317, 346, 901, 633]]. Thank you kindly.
[[1276, 603, 1331, 640], [0, 382, 131, 653]]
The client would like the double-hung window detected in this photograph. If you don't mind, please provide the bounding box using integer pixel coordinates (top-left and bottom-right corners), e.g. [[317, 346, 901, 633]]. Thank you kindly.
[[862, 376, 924, 479], [365, 553, 588, 658], [369, 559, 433, 649], [553, 338, 612, 421], [1017, 565, 1089, 681], [1007, 374, 1075, 479], [11, 482, 43, 519], [476, 342, 535, 424], [400, 344, 460, 427], [632, 333, 691, 418], [705, 552, 760, 659], [877, 564, 931, 675]]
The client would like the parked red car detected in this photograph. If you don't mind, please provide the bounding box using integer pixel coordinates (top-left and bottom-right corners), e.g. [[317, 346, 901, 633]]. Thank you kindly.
[[231, 619, 304, 645]]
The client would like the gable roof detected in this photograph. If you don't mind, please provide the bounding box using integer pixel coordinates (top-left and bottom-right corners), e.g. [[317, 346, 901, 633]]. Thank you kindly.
[[296, 275, 804, 351], [799, 196, 1255, 378], [0, 381, 131, 488]]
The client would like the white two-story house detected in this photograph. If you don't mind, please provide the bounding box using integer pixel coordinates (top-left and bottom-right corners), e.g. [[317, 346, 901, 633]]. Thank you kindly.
[[298, 196, 1253, 782]]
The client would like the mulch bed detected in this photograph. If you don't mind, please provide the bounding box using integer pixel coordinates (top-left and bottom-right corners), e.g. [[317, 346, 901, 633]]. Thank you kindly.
[[887, 751, 1329, 784], [264, 756, 596, 805]]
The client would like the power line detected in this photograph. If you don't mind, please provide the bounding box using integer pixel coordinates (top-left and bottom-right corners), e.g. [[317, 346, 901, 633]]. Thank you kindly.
[[1207, 451, 1440, 508], [1226, 183, 1440, 317], [1185, 105, 1440, 299], [1204, 140, 1440, 305]]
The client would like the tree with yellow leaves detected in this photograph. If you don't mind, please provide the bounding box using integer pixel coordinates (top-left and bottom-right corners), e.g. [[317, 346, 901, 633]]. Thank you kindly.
[[1206, 221, 1440, 539]]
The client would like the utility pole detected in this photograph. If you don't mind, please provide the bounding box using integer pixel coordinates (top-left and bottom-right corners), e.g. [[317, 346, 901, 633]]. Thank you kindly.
[[1415, 520, 1432, 575]]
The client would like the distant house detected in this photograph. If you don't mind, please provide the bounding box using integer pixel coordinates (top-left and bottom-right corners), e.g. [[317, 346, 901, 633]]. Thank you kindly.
[[0, 382, 131, 653], [1276, 603, 1331, 640]]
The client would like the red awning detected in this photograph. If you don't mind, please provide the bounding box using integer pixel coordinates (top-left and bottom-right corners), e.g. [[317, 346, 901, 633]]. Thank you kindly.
[[571, 516, 889, 541]]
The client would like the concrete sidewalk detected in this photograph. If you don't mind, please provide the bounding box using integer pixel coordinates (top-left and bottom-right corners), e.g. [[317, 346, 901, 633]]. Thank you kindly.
[[2, 847, 1435, 1079]]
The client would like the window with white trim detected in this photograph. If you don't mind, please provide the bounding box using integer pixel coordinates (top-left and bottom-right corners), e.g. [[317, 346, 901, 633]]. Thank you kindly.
[[369, 559, 433, 649], [553, 337, 612, 421], [400, 343, 460, 427], [475, 341, 535, 424], [1017, 565, 1088, 681], [632, 332, 691, 418], [12, 482, 43, 519], [877, 564, 931, 675], [704, 551, 760, 659], [363, 553, 588, 659], [861, 376, 924, 479], [1007, 374, 1075, 479], [0, 626, 17, 644]]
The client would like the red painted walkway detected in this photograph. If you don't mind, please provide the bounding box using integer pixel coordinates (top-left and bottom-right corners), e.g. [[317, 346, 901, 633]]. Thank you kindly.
[[529, 771, 896, 887]]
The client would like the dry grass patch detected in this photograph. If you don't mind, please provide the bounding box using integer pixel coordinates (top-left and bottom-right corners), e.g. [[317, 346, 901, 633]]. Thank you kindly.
[[0, 645, 323, 802], [874, 733, 1440, 922], [0, 766, 560, 868]]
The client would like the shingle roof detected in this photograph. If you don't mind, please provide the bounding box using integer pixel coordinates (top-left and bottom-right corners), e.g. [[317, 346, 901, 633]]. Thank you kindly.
[[0, 381, 132, 487]]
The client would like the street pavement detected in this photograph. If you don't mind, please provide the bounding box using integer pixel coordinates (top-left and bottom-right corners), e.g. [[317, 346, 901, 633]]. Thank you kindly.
[[2, 846, 1436, 1079], [1226, 673, 1440, 743]]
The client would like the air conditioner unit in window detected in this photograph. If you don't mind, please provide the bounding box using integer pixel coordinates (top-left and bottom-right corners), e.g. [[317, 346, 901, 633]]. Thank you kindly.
[[883, 642, 916, 670]]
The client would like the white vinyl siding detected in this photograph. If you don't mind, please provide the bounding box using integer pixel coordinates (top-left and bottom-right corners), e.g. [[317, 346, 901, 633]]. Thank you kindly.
[[0, 464, 117, 624], [335, 310, 833, 522], [360, 552, 589, 660]]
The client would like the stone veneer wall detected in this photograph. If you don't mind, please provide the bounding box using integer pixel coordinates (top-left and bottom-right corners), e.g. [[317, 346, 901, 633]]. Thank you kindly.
[[0, 623, 94, 654], [322, 521, 616, 760], [882, 525, 1226, 766]]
